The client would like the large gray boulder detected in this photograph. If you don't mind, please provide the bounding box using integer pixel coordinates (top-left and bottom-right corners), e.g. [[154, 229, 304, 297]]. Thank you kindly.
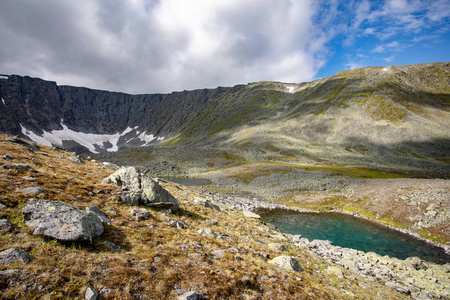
[[22, 199, 104, 242], [102, 167, 179, 211]]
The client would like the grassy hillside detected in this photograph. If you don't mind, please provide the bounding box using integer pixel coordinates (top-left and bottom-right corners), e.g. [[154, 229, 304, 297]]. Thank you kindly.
[[1, 134, 410, 299], [160, 62, 450, 174]]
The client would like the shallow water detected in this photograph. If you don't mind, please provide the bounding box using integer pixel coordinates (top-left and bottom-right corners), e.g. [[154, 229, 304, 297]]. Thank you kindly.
[[162, 177, 212, 186], [260, 210, 450, 264]]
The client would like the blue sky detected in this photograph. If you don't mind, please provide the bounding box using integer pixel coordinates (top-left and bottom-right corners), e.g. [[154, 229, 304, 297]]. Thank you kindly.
[[0, 0, 449, 93], [316, 0, 450, 79]]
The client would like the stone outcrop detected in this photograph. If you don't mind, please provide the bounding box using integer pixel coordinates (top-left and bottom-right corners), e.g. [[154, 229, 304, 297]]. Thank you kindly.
[[102, 167, 179, 211], [22, 199, 104, 242]]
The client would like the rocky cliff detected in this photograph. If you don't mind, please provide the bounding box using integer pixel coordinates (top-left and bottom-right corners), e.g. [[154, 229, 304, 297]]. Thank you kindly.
[[0, 62, 449, 173]]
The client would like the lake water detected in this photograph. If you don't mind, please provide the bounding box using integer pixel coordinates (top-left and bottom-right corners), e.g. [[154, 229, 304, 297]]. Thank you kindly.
[[162, 177, 212, 186], [260, 209, 450, 264]]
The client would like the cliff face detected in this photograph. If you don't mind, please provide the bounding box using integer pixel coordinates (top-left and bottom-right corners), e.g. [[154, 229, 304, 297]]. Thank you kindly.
[[0, 62, 449, 171], [0, 74, 244, 152]]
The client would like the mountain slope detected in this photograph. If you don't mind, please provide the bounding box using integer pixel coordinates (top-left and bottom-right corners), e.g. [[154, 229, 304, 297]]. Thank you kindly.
[[0, 62, 449, 173]]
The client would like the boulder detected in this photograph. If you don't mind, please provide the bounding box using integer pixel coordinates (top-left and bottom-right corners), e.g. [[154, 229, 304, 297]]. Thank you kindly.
[[102, 167, 179, 211], [0, 248, 33, 265], [22, 199, 104, 242], [268, 256, 302, 272]]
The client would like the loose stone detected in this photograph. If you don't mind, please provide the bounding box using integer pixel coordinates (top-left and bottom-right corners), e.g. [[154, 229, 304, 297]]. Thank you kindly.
[[268, 256, 302, 272], [0, 248, 34, 265], [19, 187, 47, 195]]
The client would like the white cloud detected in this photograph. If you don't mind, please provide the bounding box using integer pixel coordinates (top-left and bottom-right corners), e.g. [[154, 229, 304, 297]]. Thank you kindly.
[[346, 61, 364, 70], [0, 0, 326, 94]]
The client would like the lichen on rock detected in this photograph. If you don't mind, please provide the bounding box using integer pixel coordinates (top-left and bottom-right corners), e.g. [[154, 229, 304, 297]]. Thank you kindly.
[[22, 198, 104, 242], [102, 167, 179, 211]]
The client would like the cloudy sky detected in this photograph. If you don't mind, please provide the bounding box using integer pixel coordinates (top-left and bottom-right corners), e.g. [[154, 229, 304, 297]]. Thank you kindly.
[[1, 0, 449, 94]]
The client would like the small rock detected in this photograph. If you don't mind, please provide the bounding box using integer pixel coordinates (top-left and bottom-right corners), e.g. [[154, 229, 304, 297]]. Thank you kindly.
[[0, 269, 21, 280], [0, 248, 34, 265], [167, 219, 188, 229], [22, 283, 34, 292], [0, 203, 7, 209], [210, 250, 226, 259], [102, 162, 120, 169], [198, 228, 217, 238], [86, 206, 112, 225], [385, 281, 410, 294], [0, 219, 15, 233], [178, 291, 204, 300], [269, 243, 287, 251], [102, 241, 121, 252], [194, 198, 220, 211], [85, 287, 98, 300], [226, 248, 239, 253], [326, 266, 344, 278], [7, 137, 39, 150], [243, 210, 260, 219], [69, 156, 84, 165], [2, 155, 12, 161], [206, 219, 218, 226], [99, 286, 112, 296], [268, 256, 302, 272], [19, 187, 47, 195], [130, 208, 151, 221], [3, 164, 36, 172]]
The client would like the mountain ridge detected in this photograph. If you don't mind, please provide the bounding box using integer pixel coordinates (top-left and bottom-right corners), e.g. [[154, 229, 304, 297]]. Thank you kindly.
[[1, 62, 449, 174]]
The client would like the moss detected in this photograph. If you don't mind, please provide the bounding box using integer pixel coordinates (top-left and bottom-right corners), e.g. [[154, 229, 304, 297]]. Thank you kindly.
[[313, 109, 325, 116], [365, 94, 408, 125]]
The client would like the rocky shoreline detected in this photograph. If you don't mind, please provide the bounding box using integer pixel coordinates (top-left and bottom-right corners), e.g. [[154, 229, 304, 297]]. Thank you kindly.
[[212, 192, 450, 299], [212, 193, 450, 254]]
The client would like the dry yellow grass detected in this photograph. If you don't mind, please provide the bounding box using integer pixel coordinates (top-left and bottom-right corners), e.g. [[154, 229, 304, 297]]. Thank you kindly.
[[0, 134, 404, 299]]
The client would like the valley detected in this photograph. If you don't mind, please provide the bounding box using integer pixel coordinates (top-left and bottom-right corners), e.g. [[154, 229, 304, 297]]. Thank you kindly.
[[0, 62, 449, 299]]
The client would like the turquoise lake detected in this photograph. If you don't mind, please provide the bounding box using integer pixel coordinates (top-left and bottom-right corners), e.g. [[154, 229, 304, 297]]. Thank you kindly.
[[260, 209, 450, 264]]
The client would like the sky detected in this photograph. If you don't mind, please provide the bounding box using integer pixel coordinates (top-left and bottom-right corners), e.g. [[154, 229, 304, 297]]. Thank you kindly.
[[0, 0, 449, 94]]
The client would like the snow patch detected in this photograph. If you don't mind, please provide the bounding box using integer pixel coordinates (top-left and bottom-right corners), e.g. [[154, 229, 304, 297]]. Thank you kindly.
[[1, 98, 5, 105], [286, 86, 295, 93], [382, 67, 389, 72], [0, 75, 8, 80], [20, 123, 162, 153]]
